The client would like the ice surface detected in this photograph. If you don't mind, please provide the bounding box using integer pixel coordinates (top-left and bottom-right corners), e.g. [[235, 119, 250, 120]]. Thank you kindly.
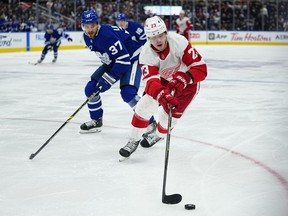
[[0, 45, 287, 216]]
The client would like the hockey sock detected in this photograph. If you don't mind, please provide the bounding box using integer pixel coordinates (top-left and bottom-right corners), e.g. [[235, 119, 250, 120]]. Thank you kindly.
[[87, 94, 103, 120]]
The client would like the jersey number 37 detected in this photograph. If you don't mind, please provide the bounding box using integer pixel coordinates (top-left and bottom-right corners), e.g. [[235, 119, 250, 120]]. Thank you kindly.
[[109, 40, 123, 55]]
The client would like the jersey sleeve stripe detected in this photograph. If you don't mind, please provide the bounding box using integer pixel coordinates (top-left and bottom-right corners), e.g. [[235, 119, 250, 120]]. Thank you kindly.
[[115, 60, 131, 65], [189, 60, 206, 67], [144, 74, 161, 82], [117, 54, 130, 60], [130, 47, 142, 60]]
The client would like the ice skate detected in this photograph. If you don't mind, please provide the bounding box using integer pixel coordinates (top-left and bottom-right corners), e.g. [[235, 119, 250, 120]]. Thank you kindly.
[[80, 118, 102, 133], [37, 54, 45, 64], [119, 139, 140, 158], [52, 58, 57, 63], [140, 120, 164, 148]]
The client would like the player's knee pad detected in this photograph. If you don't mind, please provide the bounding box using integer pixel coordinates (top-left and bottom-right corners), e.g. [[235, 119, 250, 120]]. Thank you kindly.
[[53, 46, 58, 52], [135, 94, 158, 120], [84, 81, 99, 98], [42, 48, 48, 55], [158, 108, 178, 131], [120, 85, 140, 108]]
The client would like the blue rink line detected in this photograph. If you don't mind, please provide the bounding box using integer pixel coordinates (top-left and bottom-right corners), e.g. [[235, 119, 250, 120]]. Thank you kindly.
[[26, 32, 30, 51], [206, 78, 288, 84]]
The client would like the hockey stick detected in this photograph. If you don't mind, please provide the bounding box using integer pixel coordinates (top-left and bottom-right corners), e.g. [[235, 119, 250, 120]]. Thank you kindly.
[[28, 61, 39, 65], [29, 90, 100, 160], [162, 106, 182, 204]]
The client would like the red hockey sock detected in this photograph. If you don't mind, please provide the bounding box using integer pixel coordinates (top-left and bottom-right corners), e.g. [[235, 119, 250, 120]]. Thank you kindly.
[[157, 122, 168, 134], [131, 113, 150, 128]]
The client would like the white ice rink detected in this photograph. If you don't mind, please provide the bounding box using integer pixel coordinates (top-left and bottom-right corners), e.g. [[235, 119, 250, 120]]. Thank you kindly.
[[0, 45, 287, 216]]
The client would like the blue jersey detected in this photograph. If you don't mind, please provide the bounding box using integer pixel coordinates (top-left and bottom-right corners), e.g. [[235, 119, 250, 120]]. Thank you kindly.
[[44, 29, 70, 45], [126, 21, 147, 46], [83, 25, 142, 80]]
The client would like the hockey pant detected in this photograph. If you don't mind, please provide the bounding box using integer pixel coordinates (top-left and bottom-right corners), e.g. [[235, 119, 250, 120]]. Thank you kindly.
[[40, 41, 61, 60], [85, 61, 142, 120], [128, 82, 200, 140]]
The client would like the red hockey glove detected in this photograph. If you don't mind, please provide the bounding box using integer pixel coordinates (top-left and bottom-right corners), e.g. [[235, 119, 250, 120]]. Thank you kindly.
[[155, 88, 179, 109], [167, 72, 191, 96]]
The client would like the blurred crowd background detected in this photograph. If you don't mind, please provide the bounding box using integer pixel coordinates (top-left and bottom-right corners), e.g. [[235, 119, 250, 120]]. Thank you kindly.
[[1, 0, 288, 32]]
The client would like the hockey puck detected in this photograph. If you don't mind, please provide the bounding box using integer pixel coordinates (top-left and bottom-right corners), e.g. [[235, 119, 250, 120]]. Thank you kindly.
[[184, 204, 196, 210]]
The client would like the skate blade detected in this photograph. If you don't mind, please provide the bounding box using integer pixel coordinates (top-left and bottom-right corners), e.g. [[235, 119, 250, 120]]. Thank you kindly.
[[119, 156, 130, 162], [79, 128, 102, 134], [28, 62, 39, 65]]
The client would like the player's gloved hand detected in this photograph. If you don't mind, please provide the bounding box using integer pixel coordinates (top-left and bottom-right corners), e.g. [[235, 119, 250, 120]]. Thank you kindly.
[[67, 37, 73, 42], [155, 88, 179, 109], [45, 44, 52, 51], [55, 40, 61, 46], [167, 72, 191, 96], [96, 72, 117, 93], [84, 80, 99, 98]]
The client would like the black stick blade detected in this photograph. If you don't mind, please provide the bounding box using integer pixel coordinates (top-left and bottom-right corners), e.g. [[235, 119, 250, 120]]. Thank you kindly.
[[162, 194, 182, 204], [29, 153, 35, 160]]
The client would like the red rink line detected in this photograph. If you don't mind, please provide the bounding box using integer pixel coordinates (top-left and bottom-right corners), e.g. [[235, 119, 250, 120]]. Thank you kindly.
[[176, 136, 288, 198], [2, 117, 288, 198]]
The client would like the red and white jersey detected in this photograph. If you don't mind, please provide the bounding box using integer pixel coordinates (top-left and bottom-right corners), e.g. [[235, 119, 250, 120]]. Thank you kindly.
[[176, 16, 192, 40], [139, 32, 207, 86], [176, 17, 192, 33]]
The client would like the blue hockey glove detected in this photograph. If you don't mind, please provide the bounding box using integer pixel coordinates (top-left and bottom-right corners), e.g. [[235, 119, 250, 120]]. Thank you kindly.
[[55, 40, 61, 47], [96, 72, 117, 93], [45, 44, 52, 51]]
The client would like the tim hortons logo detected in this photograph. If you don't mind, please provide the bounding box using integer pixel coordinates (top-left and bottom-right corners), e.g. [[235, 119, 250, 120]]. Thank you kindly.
[[231, 33, 271, 41]]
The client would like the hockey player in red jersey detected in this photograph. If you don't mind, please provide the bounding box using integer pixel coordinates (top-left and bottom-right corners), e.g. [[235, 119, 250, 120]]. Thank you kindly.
[[175, 10, 193, 41], [119, 16, 207, 158]]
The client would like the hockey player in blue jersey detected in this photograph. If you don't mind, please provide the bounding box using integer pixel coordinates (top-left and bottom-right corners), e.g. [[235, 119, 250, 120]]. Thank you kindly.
[[37, 24, 73, 63], [116, 13, 147, 46], [80, 9, 144, 133]]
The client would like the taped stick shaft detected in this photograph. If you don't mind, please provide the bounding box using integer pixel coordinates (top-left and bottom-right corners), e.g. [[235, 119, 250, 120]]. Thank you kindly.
[[162, 107, 182, 204]]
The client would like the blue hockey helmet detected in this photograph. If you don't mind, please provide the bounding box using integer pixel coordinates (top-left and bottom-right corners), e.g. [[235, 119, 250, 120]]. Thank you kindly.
[[46, 24, 54, 30], [81, 10, 98, 24], [116, 13, 127, 21]]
